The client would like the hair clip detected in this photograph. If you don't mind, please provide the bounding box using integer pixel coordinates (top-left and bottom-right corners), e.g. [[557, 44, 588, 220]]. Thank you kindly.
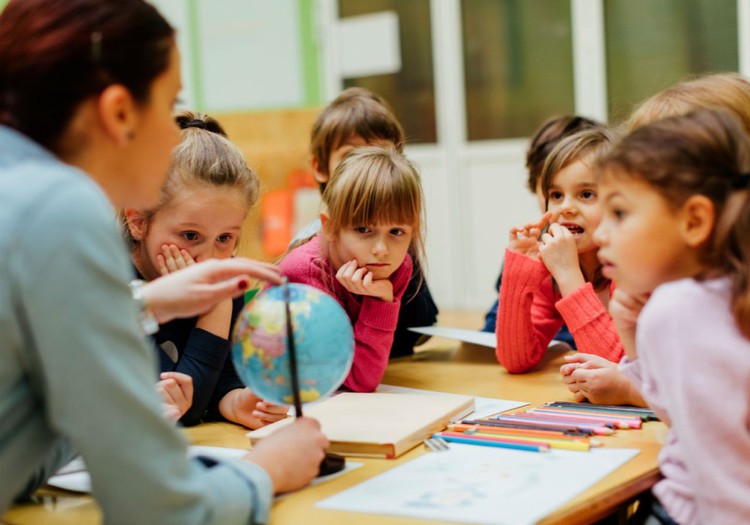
[[180, 119, 208, 131]]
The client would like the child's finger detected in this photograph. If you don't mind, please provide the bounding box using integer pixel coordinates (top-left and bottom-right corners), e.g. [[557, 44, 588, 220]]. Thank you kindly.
[[256, 402, 289, 415], [363, 271, 373, 288], [168, 244, 189, 269], [336, 260, 353, 280], [530, 211, 554, 232], [341, 260, 358, 280], [156, 254, 169, 276], [254, 410, 287, 424], [180, 249, 196, 266], [162, 245, 179, 273], [351, 267, 367, 286]]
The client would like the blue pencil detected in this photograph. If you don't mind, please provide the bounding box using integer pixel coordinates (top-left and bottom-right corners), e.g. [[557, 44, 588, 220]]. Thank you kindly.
[[434, 433, 549, 453]]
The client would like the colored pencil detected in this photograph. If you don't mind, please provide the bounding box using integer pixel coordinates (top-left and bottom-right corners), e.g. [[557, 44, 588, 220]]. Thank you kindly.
[[545, 401, 659, 421], [535, 406, 643, 422], [455, 431, 591, 451], [449, 423, 589, 441], [492, 415, 615, 435], [462, 418, 592, 436], [527, 408, 642, 429], [505, 412, 616, 428], [434, 433, 549, 453]]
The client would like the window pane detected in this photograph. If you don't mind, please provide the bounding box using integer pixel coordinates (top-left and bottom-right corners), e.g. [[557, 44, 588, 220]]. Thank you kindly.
[[461, 0, 575, 140], [339, 0, 437, 144], [605, 0, 738, 122]]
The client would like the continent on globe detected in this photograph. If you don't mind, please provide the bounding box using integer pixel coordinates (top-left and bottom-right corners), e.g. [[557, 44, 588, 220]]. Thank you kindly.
[[232, 283, 355, 406]]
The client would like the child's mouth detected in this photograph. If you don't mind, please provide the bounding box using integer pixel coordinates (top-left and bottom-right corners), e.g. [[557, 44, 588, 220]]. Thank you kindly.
[[561, 223, 584, 236]]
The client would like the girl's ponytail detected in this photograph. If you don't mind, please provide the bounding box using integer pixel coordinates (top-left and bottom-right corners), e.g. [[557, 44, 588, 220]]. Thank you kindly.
[[714, 176, 750, 338]]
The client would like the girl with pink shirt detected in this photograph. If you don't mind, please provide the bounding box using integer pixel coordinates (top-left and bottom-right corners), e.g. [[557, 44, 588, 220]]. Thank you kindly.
[[496, 127, 624, 373], [280, 146, 424, 392], [595, 109, 750, 525]]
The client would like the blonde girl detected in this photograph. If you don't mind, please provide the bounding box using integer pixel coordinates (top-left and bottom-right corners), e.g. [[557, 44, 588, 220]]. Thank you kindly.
[[496, 127, 623, 373], [280, 145, 424, 392], [123, 111, 288, 428], [594, 109, 750, 525]]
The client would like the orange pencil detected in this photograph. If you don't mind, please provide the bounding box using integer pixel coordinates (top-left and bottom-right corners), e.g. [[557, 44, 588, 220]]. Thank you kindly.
[[465, 431, 591, 451], [449, 424, 590, 442]]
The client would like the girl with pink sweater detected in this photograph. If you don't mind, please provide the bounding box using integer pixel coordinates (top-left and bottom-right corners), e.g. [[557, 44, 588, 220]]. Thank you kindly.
[[280, 146, 424, 392], [496, 127, 624, 373]]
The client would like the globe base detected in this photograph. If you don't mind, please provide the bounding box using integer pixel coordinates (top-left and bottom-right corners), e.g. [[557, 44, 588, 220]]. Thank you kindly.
[[318, 452, 346, 477]]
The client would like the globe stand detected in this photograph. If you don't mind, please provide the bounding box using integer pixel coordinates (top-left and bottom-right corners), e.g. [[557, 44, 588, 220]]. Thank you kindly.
[[283, 279, 346, 477]]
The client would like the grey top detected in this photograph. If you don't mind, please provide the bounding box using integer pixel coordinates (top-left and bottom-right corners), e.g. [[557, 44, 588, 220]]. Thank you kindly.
[[0, 126, 272, 524]]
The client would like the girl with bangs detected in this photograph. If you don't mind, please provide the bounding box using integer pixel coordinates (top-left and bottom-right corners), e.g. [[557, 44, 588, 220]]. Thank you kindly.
[[496, 127, 625, 374], [280, 146, 424, 392]]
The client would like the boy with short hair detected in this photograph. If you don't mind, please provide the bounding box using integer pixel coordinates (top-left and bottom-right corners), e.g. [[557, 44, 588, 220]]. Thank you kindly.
[[296, 87, 438, 357]]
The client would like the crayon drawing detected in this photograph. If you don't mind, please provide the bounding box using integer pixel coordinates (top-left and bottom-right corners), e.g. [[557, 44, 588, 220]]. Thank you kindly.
[[317, 445, 638, 525]]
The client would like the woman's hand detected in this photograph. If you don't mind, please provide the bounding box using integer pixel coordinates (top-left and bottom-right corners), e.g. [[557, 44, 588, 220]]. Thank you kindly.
[[335, 259, 394, 302], [243, 417, 328, 494], [141, 258, 282, 323], [219, 388, 289, 429], [156, 372, 193, 422]]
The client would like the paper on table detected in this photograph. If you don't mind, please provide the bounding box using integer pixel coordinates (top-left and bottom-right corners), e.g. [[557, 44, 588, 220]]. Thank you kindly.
[[409, 326, 572, 351], [409, 326, 496, 347], [46, 446, 361, 493], [317, 445, 639, 525], [376, 384, 527, 419]]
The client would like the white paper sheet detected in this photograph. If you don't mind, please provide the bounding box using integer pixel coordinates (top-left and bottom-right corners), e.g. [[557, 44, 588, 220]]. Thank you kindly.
[[317, 445, 639, 525], [47, 446, 361, 494], [409, 326, 497, 347]]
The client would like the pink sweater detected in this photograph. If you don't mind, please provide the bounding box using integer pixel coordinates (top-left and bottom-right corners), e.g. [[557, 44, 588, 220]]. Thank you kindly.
[[279, 236, 413, 392], [621, 277, 750, 525], [496, 249, 624, 373]]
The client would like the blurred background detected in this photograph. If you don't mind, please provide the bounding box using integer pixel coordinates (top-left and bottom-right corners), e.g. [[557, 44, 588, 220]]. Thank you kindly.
[[72, 0, 750, 311]]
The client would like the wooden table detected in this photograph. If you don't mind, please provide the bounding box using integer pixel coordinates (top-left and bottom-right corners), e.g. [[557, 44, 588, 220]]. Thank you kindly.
[[3, 323, 665, 525]]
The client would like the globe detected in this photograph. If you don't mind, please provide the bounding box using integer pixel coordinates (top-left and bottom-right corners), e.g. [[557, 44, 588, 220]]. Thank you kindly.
[[232, 282, 355, 406]]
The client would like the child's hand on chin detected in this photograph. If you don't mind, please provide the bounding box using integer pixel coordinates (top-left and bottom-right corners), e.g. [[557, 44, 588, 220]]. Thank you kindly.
[[157, 243, 196, 275], [336, 259, 394, 302]]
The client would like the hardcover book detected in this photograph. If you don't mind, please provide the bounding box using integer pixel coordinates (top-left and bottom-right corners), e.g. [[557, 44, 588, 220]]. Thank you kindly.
[[246, 392, 475, 459]]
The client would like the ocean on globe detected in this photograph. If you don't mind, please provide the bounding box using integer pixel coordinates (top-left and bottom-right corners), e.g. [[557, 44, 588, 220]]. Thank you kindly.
[[232, 283, 354, 406]]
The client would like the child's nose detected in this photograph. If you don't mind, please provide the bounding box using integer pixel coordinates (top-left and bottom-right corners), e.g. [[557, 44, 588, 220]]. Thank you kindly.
[[372, 238, 388, 256], [560, 197, 577, 215]]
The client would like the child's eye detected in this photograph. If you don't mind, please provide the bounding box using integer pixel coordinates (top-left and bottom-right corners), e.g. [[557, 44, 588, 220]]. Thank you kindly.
[[182, 232, 199, 241], [390, 228, 406, 236], [354, 226, 370, 234], [581, 190, 597, 200], [612, 208, 625, 220], [549, 191, 564, 200], [217, 234, 233, 244]]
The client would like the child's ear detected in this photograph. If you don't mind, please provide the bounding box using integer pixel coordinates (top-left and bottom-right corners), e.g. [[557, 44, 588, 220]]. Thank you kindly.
[[124, 208, 147, 241], [320, 211, 334, 240], [310, 155, 330, 187], [680, 194, 715, 247]]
